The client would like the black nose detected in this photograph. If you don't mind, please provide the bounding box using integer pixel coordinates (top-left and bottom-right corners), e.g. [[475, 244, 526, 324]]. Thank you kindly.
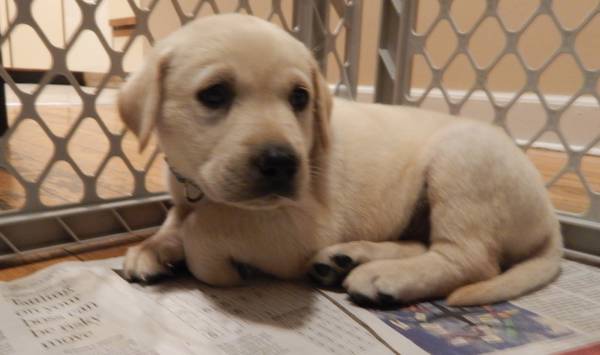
[[253, 145, 298, 193]]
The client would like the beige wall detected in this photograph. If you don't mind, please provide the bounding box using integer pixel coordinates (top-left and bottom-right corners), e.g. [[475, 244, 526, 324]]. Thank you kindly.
[[409, 0, 600, 94], [357, 1, 381, 86], [1, 0, 114, 73], [2, 0, 598, 96], [144, 1, 380, 87], [2, 0, 58, 70], [0, 0, 10, 66], [146, 0, 292, 40], [146, 0, 599, 96]]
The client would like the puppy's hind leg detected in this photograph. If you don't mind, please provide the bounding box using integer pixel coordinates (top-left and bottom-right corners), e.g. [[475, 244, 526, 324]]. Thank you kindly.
[[340, 170, 507, 306], [342, 176, 501, 306], [308, 241, 427, 287], [123, 205, 190, 283]]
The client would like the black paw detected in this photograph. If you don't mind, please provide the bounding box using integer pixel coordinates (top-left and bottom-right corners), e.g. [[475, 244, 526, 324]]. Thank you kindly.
[[116, 262, 187, 285], [348, 292, 401, 309], [376, 292, 399, 308], [231, 260, 262, 280], [332, 254, 355, 269], [117, 270, 169, 285], [165, 260, 190, 275], [349, 292, 375, 307], [309, 263, 339, 285], [309, 254, 357, 287]]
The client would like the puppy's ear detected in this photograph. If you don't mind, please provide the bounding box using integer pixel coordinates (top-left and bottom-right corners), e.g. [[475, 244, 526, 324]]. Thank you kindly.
[[118, 46, 172, 151], [310, 64, 332, 155], [309, 62, 332, 204]]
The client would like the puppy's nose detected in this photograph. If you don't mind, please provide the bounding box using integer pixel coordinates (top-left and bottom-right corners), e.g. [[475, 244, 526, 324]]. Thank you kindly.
[[253, 145, 298, 194], [255, 145, 298, 180]]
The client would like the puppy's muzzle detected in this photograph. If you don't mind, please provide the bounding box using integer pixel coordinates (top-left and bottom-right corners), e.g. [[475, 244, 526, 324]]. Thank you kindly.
[[252, 144, 298, 197]]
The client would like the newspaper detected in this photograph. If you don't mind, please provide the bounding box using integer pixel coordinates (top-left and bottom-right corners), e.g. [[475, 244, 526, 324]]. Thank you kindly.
[[323, 260, 600, 355], [0, 259, 391, 355], [0, 258, 599, 355]]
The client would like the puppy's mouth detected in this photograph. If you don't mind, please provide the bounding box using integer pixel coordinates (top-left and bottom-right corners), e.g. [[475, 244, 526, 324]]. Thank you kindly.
[[203, 193, 297, 211], [232, 194, 298, 210], [196, 149, 304, 209], [197, 174, 299, 209]]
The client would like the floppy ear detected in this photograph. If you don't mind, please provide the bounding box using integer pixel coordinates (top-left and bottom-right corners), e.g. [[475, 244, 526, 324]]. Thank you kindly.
[[118, 47, 172, 151], [309, 62, 333, 204], [310, 64, 332, 157]]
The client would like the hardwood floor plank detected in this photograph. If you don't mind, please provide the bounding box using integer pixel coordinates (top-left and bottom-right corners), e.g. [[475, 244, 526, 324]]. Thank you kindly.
[[0, 243, 137, 281], [1, 104, 167, 211], [0, 256, 80, 282], [76, 242, 135, 261]]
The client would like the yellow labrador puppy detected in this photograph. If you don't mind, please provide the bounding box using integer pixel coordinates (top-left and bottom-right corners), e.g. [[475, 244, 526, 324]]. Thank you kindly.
[[119, 14, 562, 306]]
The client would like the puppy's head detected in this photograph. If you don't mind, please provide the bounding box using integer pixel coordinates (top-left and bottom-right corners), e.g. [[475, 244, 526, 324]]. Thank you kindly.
[[119, 14, 331, 209]]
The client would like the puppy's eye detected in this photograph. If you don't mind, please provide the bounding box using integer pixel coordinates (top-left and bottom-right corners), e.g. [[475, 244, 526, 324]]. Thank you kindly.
[[289, 86, 309, 112], [196, 83, 233, 109]]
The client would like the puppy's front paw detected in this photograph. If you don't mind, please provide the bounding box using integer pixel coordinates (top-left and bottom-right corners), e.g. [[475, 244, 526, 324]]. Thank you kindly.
[[308, 245, 361, 287], [122, 242, 180, 283], [342, 260, 425, 307]]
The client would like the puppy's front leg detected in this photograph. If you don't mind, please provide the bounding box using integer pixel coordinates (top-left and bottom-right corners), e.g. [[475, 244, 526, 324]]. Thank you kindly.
[[182, 231, 247, 287], [309, 241, 427, 286], [123, 205, 190, 282], [342, 243, 499, 306]]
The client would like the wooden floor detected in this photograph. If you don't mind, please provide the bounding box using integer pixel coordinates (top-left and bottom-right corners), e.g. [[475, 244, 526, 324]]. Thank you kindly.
[[528, 148, 600, 214], [0, 242, 134, 281], [1, 101, 599, 214], [0, 103, 166, 210]]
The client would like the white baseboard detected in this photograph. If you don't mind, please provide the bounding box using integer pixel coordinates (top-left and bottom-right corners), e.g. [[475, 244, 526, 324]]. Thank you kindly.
[[350, 85, 599, 155]]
